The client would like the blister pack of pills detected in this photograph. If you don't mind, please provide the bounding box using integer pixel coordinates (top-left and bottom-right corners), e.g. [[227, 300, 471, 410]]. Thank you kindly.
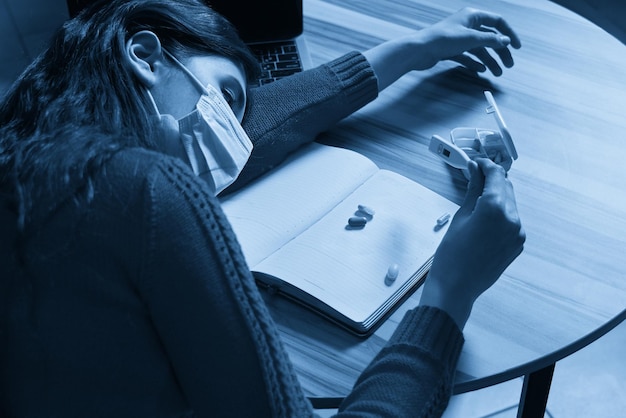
[[428, 91, 517, 178]]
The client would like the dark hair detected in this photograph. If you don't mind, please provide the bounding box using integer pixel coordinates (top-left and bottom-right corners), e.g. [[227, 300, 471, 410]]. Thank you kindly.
[[0, 0, 259, 230]]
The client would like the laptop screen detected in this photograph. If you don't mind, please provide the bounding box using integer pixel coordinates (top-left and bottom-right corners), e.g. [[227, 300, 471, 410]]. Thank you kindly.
[[208, 0, 303, 44], [66, 0, 303, 44]]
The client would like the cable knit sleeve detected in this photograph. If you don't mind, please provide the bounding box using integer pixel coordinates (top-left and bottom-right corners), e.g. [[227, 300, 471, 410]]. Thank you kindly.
[[138, 157, 315, 417], [228, 51, 378, 192], [334, 307, 464, 417]]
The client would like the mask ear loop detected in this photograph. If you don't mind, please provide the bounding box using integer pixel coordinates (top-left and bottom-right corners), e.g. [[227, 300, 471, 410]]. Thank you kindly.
[[145, 49, 208, 116], [146, 89, 161, 115], [162, 49, 210, 96]]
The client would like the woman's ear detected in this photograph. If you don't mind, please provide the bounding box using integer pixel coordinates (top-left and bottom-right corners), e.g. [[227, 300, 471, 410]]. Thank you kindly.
[[125, 30, 166, 87]]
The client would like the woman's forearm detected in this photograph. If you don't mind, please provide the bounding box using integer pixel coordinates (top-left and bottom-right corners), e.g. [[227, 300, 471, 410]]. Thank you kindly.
[[228, 51, 378, 192]]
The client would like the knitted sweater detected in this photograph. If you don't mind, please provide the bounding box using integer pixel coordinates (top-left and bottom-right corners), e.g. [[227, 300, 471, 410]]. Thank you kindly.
[[0, 53, 464, 417], [232, 51, 380, 192]]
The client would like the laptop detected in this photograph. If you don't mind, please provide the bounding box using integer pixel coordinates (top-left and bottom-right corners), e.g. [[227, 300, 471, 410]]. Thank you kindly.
[[66, 0, 313, 86], [209, 0, 313, 86]]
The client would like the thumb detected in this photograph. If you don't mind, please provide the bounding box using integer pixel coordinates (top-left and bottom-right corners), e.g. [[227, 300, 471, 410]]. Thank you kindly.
[[457, 160, 484, 216]]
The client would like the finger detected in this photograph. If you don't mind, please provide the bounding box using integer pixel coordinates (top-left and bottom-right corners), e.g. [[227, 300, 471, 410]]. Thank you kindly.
[[465, 27, 513, 51], [469, 47, 503, 76], [475, 157, 508, 199], [468, 10, 522, 49], [493, 46, 514, 68], [477, 158, 522, 228], [502, 175, 521, 222], [475, 158, 525, 250], [457, 160, 484, 216], [449, 55, 487, 73], [475, 26, 515, 68]]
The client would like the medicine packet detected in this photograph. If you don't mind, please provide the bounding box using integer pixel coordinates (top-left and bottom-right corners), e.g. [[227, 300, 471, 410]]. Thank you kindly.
[[428, 91, 518, 178]]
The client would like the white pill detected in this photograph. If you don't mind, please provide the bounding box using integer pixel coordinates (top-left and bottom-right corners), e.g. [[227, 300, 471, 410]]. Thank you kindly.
[[436, 212, 451, 227], [357, 204, 375, 217], [385, 263, 400, 285], [348, 216, 367, 227]]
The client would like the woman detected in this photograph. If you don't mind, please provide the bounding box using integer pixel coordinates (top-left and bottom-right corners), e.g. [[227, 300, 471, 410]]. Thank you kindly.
[[0, 0, 525, 416]]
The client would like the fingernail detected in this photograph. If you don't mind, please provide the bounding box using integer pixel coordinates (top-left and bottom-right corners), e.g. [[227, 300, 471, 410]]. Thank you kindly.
[[498, 35, 511, 45]]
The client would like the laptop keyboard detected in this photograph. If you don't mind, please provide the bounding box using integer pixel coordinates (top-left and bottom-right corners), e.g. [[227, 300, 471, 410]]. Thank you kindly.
[[250, 40, 304, 86]]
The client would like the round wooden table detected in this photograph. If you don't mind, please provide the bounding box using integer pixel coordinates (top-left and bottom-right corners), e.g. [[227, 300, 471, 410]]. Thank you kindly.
[[260, 1, 626, 416]]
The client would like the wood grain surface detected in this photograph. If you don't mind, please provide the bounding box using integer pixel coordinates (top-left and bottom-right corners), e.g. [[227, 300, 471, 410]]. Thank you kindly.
[[261, 0, 626, 398]]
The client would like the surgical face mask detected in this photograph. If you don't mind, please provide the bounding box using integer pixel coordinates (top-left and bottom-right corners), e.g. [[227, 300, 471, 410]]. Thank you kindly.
[[148, 50, 253, 195]]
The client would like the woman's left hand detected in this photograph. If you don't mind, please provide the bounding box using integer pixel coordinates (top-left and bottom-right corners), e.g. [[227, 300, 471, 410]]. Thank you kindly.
[[413, 7, 522, 75], [363, 7, 522, 91]]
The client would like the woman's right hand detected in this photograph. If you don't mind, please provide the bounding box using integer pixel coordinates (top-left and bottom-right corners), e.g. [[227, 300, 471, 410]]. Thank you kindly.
[[420, 158, 526, 329]]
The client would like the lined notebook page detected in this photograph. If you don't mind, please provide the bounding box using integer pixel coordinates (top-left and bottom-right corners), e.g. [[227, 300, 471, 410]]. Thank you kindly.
[[254, 170, 458, 323], [221, 143, 379, 266]]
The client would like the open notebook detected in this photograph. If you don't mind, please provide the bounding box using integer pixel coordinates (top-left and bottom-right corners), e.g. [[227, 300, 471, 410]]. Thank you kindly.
[[221, 143, 459, 336]]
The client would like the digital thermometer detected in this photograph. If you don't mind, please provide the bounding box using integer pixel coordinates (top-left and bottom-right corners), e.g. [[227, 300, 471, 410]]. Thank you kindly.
[[429, 91, 517, 178]]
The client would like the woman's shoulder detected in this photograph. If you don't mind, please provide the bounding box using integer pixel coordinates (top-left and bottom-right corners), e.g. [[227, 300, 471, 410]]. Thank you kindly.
[[103, 147, 211, 203], [99, 147, 200, 201], [106, 147, 191, 183], [108, 147, 176, 171]]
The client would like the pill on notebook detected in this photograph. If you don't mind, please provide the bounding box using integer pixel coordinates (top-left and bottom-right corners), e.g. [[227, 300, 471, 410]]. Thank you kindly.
[[357, 204, 375, 217], [385, 263, 400, 285], [348, 216, 367, 227], [436, 212, 451, 227]]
